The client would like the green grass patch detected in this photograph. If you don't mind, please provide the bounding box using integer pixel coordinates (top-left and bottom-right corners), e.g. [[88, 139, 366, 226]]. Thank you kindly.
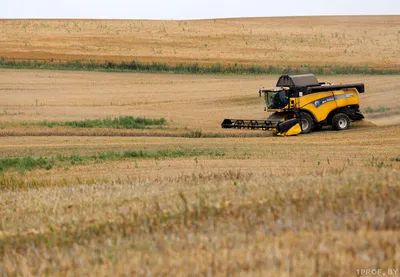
[[0, 149, 225, 172], [1, 57, 399, 75], [27, 116, 167, 129], [0, 156, 55, 172], [362, 106, 391, 113]]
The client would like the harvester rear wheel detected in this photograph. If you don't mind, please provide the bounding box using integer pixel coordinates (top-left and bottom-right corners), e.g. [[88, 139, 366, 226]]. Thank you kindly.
[[300, 112, 314, 134], [332, 113, 350, 130]]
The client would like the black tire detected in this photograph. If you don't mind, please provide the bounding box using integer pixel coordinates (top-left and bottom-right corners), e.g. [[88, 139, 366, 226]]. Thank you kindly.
[[332, 113, 350, 131], [299, 112, 314, 134]]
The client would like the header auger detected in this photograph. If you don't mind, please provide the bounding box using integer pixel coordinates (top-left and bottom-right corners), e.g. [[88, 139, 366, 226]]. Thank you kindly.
[[221, 74, 365, 136]]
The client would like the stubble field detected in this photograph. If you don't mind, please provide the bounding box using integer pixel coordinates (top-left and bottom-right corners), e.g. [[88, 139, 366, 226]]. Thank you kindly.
[[0, 69, 399, 276]]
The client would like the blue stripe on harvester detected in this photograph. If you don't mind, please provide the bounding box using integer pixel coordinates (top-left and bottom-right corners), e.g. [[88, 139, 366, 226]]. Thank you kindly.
[[313, 93, 354, 108]]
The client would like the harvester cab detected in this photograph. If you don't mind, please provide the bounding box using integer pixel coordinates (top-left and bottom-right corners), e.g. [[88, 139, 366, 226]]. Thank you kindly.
[[221, 74, 365, 136], [264, 88, 290, 110]]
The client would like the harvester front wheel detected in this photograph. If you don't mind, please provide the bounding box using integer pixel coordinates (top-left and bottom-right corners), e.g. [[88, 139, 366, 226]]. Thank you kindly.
[[300, 112, 314, 134], [332, 113, 350, 131]]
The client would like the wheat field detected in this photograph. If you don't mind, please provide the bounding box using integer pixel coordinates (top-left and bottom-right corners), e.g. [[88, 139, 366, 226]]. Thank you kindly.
[[0, 16, 400, 277], [1, 16, 400, 69], [0, 69, 399, 276]]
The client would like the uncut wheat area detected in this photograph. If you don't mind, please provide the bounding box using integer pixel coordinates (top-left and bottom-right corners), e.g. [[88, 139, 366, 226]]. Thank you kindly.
[[1, 16, 400, 70], [0, 70, 399, 277]]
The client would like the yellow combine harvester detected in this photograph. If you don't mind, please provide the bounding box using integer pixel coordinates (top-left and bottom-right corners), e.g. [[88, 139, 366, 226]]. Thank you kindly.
[[221, 74, 365, 136]]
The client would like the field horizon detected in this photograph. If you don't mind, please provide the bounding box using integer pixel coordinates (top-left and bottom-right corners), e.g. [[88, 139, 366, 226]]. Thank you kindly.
[[1, 16, 399, 71]]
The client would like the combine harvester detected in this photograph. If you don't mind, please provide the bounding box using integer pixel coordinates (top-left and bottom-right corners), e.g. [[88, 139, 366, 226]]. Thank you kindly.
[[221, 74, 365, 136]]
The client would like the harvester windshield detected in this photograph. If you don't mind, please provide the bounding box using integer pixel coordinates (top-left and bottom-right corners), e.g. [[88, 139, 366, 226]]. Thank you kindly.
[[266, 90, 289, 109]]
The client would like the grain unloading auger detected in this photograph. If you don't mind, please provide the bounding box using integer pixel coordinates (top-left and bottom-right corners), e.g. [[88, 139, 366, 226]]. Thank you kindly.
[[222, 74, 365, 136]]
